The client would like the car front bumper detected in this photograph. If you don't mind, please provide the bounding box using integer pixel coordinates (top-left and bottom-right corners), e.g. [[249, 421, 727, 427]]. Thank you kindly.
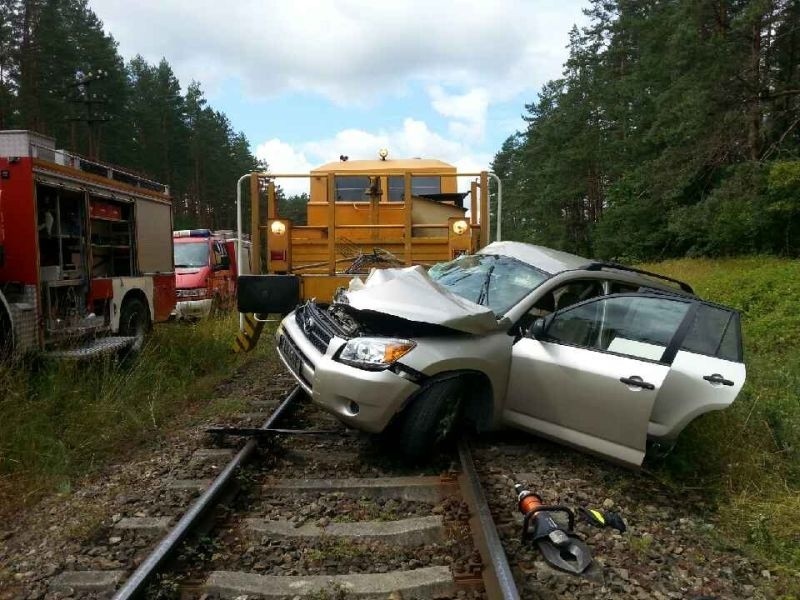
[[173, 298, 213, 319], [276, 314, 420, 433]]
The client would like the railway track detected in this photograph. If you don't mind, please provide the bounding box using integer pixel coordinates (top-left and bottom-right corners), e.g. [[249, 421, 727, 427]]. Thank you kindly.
[[49, 385, 520, 600]]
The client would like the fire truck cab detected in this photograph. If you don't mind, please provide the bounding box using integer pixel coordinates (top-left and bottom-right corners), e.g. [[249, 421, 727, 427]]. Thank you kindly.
[[0, 130, 175, 358], [173, 229, 248, 319]]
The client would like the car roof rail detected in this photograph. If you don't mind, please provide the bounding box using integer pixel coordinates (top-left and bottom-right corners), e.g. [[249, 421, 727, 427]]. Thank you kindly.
[[583, 262, 695, 294]]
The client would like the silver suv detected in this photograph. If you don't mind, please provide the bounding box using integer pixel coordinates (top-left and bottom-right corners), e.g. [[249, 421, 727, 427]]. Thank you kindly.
[[276, 241, 745, 467]]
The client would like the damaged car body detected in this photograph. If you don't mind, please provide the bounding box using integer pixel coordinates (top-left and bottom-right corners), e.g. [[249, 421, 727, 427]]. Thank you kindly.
[[275, 241, 746, 468]]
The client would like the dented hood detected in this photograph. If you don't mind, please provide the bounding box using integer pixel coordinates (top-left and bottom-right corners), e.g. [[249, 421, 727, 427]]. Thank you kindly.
[[344, 265, 499, 334]]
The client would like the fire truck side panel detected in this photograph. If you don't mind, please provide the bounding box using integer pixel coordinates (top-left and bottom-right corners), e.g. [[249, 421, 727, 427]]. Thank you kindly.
[[152, 273, 176, 322], [134, 198, 173, 274], [0, 158, 38, 285], [88, 278, 113, 307]]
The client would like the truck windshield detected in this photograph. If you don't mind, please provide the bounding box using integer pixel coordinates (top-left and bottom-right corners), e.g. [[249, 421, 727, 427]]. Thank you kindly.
[[428, 254, 548, 316], [174, 242, 208, 268]]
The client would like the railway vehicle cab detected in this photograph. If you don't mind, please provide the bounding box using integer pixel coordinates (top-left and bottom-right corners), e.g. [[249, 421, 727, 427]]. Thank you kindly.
[[236, 152, 492, 342]]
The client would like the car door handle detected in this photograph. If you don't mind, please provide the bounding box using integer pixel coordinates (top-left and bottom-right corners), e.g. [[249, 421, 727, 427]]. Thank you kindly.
[[703, 373, 734, 386], [619, 376, 655, 390]]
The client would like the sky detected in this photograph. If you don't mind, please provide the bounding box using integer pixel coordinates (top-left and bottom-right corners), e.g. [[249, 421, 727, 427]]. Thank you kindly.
[[90, 0, 589, 194]]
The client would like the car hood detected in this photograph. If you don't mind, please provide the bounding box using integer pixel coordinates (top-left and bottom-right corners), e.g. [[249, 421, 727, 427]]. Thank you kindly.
[[344, 265, 499, 335]]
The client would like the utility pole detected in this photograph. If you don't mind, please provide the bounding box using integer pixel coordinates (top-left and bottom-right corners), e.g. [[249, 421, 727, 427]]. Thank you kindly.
[[67, 70, 109, 159]]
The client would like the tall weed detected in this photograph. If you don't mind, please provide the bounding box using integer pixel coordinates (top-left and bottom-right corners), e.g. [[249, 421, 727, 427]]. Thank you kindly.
[[642, 257, 800, 568], [0, 314, 260, 511]]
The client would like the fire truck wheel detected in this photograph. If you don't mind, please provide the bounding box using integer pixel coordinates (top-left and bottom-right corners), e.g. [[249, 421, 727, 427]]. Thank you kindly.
[[0, 307, 12, 359], [119, 297, 151, 355], [395, 377, 464, 462]]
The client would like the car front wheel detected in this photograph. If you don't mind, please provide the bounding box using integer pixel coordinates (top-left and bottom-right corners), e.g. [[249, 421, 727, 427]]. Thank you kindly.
[[396, 378, 464, 461]]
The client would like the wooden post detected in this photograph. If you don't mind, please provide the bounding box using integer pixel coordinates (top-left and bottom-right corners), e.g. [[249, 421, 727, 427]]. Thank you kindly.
[[327, 175, 336, 275], [479, 171, 489, 248], [250, 173, 261, 273], [404, 172, 412, 265]]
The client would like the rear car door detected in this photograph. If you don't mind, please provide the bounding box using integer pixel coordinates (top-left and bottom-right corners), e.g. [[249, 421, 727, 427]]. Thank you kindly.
[[649, 303, 745, 439], [504, 294, 695, 467]]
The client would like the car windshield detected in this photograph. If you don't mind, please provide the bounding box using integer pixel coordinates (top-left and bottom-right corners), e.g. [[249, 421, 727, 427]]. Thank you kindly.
[[428, 254, 548, 315], [174, 242, 208, 268]]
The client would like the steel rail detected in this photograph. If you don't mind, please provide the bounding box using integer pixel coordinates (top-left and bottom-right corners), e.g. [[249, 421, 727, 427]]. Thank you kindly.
[[112, 386, 304, 600], [458, 439, 520, 600]]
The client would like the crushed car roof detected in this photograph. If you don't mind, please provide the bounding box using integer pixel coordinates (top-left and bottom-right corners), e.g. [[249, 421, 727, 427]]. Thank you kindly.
[[479, 241, 589, 274]]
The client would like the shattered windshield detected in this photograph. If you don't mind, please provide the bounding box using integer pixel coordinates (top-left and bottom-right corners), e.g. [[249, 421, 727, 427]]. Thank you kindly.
[[428, 254, 548, 316], [174, 242, 209, 268]]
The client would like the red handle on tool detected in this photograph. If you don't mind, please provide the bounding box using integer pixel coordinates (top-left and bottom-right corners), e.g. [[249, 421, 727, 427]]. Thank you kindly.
[[515, 483, 542, 515]]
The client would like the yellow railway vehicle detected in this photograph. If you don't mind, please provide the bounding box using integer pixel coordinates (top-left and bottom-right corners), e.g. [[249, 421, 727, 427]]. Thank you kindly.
[[233, 152, 499, 351]]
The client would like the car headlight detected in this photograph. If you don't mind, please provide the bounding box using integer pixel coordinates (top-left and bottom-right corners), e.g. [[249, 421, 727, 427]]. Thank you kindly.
[[337, 337, 416, 370]]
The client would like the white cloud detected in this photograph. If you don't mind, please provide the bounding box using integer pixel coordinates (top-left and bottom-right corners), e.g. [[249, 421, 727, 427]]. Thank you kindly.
[[428, 86, 489, 141], [255, 139, 314, 175], [91, 0, 587, 104], [255, 118, 493, 196]]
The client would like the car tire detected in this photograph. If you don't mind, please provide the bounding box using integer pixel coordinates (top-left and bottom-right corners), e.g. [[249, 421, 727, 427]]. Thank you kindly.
[[118, 297, 151, 357], [396, 378, 464, 461]]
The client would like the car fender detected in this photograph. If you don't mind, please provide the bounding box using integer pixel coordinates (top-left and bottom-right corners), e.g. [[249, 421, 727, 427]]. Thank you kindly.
[[400, 330, 512, 428]]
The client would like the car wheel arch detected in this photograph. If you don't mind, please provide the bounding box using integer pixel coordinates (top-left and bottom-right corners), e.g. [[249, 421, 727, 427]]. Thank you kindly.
[[400, 369, 495, 433]]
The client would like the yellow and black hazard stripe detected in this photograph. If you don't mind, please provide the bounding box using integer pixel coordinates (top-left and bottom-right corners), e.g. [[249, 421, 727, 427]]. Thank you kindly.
[[232, 313, 265, 353]]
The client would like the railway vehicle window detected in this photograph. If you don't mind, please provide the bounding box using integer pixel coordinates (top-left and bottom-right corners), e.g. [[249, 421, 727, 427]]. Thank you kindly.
[[335, 176, 370, 201], [387, 176, 442, 201]]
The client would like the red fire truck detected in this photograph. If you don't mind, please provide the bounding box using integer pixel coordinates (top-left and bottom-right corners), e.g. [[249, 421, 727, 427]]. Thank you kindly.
[[0, 130, 176, 358], [172, 229, 249, 319]]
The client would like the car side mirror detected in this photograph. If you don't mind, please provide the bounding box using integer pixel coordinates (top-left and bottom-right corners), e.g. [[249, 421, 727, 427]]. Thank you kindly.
[[527, 317, 547, 340]]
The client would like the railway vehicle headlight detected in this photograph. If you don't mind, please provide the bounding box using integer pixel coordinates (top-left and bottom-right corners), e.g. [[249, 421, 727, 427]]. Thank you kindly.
[[270, 221, 287, 236], [337, 337, 416, 370], [452, 219, 469, 235]]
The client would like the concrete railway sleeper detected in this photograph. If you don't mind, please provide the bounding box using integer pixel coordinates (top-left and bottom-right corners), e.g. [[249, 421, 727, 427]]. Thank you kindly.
[[49, 386, 520, 600]]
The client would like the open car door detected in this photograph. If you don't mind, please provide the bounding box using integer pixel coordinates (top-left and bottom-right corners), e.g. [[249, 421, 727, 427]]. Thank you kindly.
[[503, 294, 697, 468]]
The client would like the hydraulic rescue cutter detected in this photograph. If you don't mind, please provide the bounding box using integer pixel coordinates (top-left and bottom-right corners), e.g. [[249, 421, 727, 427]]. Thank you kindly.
[[514, 483, 593, 575]]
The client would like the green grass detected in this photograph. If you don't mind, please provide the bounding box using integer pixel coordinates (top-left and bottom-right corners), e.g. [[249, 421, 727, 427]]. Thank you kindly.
[[0, 314, 267, 514], [641, 257, 800, 573]]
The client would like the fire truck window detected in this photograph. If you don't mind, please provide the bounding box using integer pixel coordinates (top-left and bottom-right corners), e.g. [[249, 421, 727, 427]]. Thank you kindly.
[[387, 176, 443, 201], [174, 242, 209, 268], [335, 176, 370, 201]]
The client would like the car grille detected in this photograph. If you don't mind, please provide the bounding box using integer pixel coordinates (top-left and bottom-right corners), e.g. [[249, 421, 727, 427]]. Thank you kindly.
[[295, 302, 339, 354]]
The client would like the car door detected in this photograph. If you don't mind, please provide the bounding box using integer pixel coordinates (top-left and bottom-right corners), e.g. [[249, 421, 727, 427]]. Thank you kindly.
[[504, 294, 695, 468], [649, 303, 745, 439]]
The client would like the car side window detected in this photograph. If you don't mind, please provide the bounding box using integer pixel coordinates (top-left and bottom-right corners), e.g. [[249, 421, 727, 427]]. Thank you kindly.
[[680, 304, 742, 362], [608, 281, 640, 294], [545, 296, 691, 362], [528, 279, 604, 319]]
